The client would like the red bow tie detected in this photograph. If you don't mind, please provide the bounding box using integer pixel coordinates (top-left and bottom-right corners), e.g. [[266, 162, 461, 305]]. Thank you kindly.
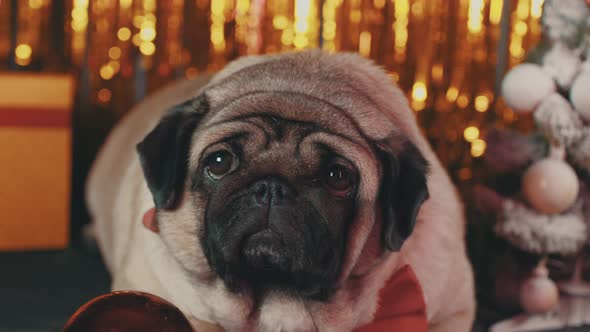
[[354, 265, 428, 332]]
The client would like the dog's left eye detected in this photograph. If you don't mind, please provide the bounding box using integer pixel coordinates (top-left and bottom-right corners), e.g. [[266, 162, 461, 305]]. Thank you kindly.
[[205, 150, 236, 179]]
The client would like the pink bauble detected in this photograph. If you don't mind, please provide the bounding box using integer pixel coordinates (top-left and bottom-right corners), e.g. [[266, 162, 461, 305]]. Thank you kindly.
[[501, 64, 556, 113], [522, 158, 579, 214], [570, 71, 590, 122], [520, 275, 559, 314]]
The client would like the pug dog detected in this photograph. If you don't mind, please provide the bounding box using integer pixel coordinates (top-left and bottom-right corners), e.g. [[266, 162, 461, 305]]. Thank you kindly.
[[86, 50, 475, 331]]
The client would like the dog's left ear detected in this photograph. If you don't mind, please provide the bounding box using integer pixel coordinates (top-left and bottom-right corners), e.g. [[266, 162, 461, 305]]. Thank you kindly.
[[137, 96, 209, 210], [375, 138, 430, 251]]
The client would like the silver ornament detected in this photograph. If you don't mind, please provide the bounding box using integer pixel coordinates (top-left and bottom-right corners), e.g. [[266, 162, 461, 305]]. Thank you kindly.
[[534, 93, 584, 146], [520, 269, 559, 314]]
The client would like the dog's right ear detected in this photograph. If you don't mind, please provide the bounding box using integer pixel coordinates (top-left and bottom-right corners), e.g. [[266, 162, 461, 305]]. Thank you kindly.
[[136, 95, 208, 210]]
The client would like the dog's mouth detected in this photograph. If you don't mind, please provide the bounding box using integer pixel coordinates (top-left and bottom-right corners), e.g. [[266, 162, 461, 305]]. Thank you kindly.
[[234, 225, 303, 293], [202, 200, 344, 301], [210, 224, 337, 301], [241, 229, 292, 273]]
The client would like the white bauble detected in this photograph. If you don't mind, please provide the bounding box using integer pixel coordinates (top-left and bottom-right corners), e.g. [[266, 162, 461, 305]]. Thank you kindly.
[[522, 158, 579, 214], [502, 64, 556, 113], [520, 271, 559, 314], [570, 71, 590, 122]]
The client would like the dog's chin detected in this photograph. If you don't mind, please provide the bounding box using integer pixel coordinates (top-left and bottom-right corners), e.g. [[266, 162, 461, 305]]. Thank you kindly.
[[218, 232, 330, 301]]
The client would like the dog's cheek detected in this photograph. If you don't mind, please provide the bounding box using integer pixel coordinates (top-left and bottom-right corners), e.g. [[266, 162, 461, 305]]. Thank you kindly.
[[157, 193, 212, 277]]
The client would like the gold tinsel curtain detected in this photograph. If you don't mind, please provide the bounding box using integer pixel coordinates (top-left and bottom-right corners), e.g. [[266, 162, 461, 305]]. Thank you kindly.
[[0, 0, 545, 185]]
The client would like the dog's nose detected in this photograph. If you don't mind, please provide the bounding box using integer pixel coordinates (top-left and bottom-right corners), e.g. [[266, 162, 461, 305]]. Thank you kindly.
[[252, 177, 295, 206]]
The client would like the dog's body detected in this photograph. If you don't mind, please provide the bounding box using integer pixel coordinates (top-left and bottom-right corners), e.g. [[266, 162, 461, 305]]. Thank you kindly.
[[87, 51, 474, 331]]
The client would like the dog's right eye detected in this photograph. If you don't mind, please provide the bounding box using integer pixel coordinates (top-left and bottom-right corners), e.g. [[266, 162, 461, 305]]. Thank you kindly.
[[205, 150, 235, 179], [322, 163, 354, 198]]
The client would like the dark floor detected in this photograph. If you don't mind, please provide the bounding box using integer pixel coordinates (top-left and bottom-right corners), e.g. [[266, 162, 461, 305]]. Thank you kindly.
[[0, 249, 110, 332], [0, 249, 588, 332]]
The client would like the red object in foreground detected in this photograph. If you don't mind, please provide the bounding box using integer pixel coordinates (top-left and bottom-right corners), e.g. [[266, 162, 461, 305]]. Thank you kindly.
[[62, 291, 193, 332], [355, 265, 428, 332], [63, 265, 426, 331]]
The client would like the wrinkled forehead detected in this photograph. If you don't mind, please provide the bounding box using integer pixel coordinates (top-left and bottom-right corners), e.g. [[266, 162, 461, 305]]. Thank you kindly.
[[187, 91, 380, 200], [200, 52, 407, 141], [210, 91, 365, 141]]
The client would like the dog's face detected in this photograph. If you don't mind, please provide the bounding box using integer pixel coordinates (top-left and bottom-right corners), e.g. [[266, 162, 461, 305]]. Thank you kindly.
[[197, 113, 356, 300], [137, 52, 430, 303]]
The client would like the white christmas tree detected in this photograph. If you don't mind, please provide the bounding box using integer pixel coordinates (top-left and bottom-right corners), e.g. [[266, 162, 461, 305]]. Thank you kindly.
[[477, 0, 590, 331]]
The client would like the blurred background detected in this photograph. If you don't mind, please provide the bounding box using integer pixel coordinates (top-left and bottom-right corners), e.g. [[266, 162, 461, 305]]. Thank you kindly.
[[0, 0, 543, 243], [0, 0, 549, 330]]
